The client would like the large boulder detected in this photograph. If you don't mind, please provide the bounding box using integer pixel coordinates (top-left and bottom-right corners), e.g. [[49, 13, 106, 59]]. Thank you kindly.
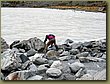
[[68, 62, 85, 73], [46, 68, 62, 77], [12, 37, 44, 52], [1, 38, 9, 53]]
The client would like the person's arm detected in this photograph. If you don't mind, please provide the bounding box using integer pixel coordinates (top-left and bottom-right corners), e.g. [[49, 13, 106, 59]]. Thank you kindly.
[[44, 35, 48, 44]]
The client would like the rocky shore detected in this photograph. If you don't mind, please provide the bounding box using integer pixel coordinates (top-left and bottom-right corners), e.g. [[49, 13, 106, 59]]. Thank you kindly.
[[1, 37, 106, 80]]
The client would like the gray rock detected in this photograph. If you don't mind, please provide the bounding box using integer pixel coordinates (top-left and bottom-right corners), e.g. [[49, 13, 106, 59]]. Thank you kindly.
[[46, 50, 59, 57], [76, 52, 89, 58], [34, 57, 48, 65], [50, 60, 63, 70], [46, 68, 62, 77], [38, 64, 49, 74], [1, 50, 21, 71], [57, 49, 64, 54], [19, 49, 25, 53], [76, 74, 93, 80], [79, 57, 105, 62], [93, 69, 106, 80], [13, 37, 44, 52], [5, 70, 37, 80], [71, 42, 82, 49], [62, 73, 76, 80], [59, 56, 71, 61], [87, 70, 98, 76], [1, 38, 9, 53], [60, 51, 70, 56], [27, 63, 38, 71], [101, 53, 106, 59], [26, 49, 37, 57], [69, 49, 79, 55], [68, 62, 85, 73], [64, 39, 73, 44], [19, 54, 29, 63], [75, 68, 87, 78], [10, 40, 20, 49], [27, 75, 43, 80]]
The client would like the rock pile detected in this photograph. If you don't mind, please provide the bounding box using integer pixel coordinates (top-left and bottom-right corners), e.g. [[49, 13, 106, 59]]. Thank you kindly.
[[1, 37, 106, 80]]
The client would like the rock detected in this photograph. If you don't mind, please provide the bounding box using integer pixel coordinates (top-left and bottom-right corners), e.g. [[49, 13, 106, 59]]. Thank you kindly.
[[5, 70, 37, 80], [71, 42, 82, 49], [27, 63, 38, 71], [48, 60, 54, 66], [76, 52, 89, 58], [1, 50, 21, 71], [19, 54, 29, 63], [34, 57, 48, 65], [65, 39, 73, 44], [68, 62, 85, 73], [76, 74, 93, 80], [20, 60, 31, 70], [75, 68, 87, 78], [60, 51, 70, 56], [1, 37, 9, 53], [46, 50, 59, 57], [79, 57, 105, 62], [93, 69, 106, 80], [10, 40, 20, 49], [46, 68, 62, 77], [26, 49, 37, 57], [13, 37, 44, 52], [38, 64, 49, 74], [62, 73, 76, 80], [29, 53, 44, 62], [50, 60, 63, 70], [27, 75, 43, 80], [59, 56, 71, 61], [82, 41, 92, 48], [19, 49, 25, 53], [69, 49, 79, 55], [101, 53, 106, 59], [57, 49, 64, 54]]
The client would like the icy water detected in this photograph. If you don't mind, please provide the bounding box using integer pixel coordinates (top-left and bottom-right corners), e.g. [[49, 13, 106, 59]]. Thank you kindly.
[[1, 8, 106, 45]]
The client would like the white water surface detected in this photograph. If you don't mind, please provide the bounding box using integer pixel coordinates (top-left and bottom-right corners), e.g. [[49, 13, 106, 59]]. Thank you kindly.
[[1, 8, 106, 45]]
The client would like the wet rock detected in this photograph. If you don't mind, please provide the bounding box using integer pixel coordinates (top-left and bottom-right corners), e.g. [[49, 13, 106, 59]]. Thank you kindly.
[[93, 69, 106, 80], [5, 70, 37, 80], [50, 60, 63, 70], [68, 62, 85, 73], [69, 49, 79, 55], [59, 56, 71, 61], [46, 68, 62, 77], [27, 75, 43, 80], [1, 37, 9, 53], [76, 74, 93, 80], [13, 37, 44, 52], [26, 49, 37, 57]]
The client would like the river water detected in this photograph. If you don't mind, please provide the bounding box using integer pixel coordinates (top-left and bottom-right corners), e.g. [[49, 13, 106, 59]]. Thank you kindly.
[[1, 8, 106, 45]]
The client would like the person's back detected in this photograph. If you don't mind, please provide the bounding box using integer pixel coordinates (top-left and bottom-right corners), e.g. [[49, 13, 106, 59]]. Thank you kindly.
[[44, 34, 58, 52]]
